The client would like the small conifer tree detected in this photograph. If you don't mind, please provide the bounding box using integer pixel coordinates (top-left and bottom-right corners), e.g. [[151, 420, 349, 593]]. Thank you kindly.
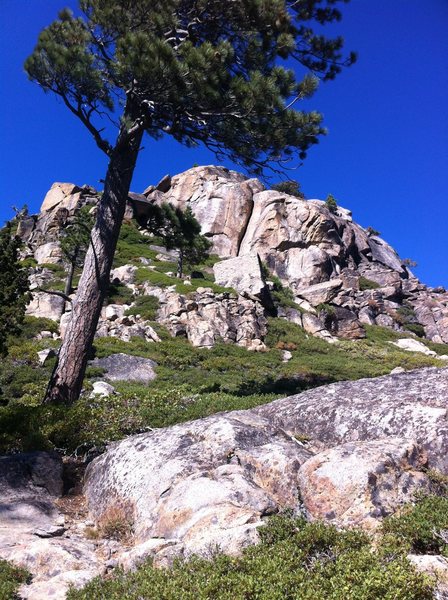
[[0, 226, 30, 356]]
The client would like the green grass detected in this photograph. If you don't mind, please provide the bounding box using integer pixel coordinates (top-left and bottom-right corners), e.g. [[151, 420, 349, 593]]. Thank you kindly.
[[67, 513, 434, 600], [135, 267, 234, 295]]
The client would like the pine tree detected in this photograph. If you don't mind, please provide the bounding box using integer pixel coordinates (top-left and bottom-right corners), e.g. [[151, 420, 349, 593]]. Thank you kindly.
[[325, 194, 338, 214], [0, 226, 30, 356], [146, 204, 212, 278], [25, 0, 355, 405]]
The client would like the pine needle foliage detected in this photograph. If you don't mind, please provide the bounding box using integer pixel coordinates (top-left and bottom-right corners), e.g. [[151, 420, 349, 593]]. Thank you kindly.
[[25, 0, 356, 174]]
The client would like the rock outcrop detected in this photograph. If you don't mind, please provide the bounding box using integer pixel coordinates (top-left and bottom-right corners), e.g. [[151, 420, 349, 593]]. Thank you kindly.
[[156, 287, 267, 350], [19, 165, 448, 346]]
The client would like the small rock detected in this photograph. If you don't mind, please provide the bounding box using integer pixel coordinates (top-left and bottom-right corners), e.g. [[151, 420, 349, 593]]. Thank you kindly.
[[282, 350, 293, 362], [34, 525, 66, 538], [37, 348, 56, 365], [90, 381, 115, 397], [390, 366, 405, 374]]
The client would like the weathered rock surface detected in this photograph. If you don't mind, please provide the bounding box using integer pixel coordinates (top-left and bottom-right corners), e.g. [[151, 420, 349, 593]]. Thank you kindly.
[[84, 412, 312, 557], [298, 438, 430, 528], [90, 353, 157, 383], [255, 367, 448, 472]]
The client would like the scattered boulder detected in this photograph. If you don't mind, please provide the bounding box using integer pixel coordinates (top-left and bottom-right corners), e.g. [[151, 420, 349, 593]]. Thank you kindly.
[[296, 279, 343, 306], [90, 353, 157, 383], [37, 348, 57, 365], [391, 338, 437, 356], [26, 292, 65, 321], [110, 265, 138, 285], [91, 381, 116, 397]]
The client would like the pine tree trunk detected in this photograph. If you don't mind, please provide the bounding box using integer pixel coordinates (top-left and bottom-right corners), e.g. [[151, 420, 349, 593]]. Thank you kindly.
[[64, 260, 76, 298], [44, 105, 143, 405]]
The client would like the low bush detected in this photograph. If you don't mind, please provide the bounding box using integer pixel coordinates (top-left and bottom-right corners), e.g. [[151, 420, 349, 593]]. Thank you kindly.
[[382, 494, 448, 556], [359, 276, 380, 291], [0, 560, 30, 600], [68, 513, 433, 600]]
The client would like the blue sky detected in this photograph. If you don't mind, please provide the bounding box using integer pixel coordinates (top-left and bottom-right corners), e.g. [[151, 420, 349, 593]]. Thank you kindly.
[[1, 0, 447, 286]]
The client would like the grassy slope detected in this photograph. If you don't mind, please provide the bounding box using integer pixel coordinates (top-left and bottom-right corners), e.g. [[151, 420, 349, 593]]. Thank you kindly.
[[3, 222, 448, 598]]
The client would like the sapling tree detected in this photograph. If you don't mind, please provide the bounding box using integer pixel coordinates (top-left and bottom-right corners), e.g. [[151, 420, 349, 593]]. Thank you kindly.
[[145, 203, 211, 278], [26, 0, 356, 405]]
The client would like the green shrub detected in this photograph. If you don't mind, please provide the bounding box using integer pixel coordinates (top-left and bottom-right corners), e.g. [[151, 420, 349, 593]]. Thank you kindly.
[[68, 514, 433, 600], [325, 193, 338, 214], [0, 560, 30, 600], [359, 276, 380, 291], [382, 495, 448, 556], [271, 180, 305, 198], [106, 282, 135, 305], [19, 316, 59, 339], [125, 296, 160, 321], [404, 323, 426, 337]]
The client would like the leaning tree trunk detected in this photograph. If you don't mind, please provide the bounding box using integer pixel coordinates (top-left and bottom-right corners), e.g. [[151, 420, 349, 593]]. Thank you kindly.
[[44, 108, 144, 405]]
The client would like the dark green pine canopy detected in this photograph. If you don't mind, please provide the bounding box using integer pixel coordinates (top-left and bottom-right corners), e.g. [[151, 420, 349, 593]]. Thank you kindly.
[[25, 0, 356, 173]]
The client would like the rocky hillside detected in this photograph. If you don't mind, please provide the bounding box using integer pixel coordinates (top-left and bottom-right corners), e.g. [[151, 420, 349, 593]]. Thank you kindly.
[[18, 165, 448, 349], [2, 166, 448, 599]]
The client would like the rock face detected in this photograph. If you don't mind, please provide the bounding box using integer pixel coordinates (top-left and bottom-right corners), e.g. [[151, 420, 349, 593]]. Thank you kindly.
[[213, 254, 272, 307], [19, 166, 448, 345]]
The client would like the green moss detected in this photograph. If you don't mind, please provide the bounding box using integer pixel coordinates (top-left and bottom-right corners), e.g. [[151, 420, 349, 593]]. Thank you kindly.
[[68, 514, 433, 600]]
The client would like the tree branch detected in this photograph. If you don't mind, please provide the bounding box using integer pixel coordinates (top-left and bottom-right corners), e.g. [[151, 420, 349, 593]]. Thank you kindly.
[[37, 288, 72, 303]]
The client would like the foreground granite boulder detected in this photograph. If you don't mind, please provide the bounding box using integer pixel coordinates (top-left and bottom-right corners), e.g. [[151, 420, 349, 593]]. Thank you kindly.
[[84, 412, 312, 558], [84, 367, 448, 568], [255, 366, 448, 473]]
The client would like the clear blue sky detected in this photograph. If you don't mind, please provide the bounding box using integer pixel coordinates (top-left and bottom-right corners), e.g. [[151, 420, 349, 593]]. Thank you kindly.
[[1, 1, 447, 286]]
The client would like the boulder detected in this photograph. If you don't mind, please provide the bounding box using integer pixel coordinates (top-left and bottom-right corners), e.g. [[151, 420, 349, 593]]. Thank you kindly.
[[91, 381, 116, 397], [213, 254, 272, 306], [295, 279, 343, 306], [298, 438, 430, 529], [255, 367, 448, 473], [367, 236, 406, 273], [26, 292, 65, 321], [34, 242, 63, 265], [90, 353, 157, 383], [391, 338, 437, 356], [110, 265, 138, 285], [84, 412, 312, 557], [37, 348, 57, 365]]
